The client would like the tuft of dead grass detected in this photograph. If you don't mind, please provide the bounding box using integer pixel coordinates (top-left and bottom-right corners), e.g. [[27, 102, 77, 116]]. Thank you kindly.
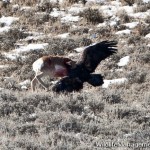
[[79, 8, 104, 24]]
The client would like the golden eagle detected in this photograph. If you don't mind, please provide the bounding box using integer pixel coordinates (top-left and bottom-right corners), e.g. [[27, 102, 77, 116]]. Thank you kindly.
[[52, 41, 117, 93]]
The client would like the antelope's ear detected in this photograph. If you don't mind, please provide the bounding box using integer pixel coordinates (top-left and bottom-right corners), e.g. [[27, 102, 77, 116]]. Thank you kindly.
[[66, 61, 76, 68]]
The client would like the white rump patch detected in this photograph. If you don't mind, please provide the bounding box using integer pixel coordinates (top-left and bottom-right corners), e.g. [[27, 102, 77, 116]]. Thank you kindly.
[[55, 65, 65, 71], [32, 58, 44, 73]]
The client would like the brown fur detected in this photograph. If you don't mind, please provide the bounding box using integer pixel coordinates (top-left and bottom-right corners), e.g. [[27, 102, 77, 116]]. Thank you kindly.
[[31, 55, 76, 91]]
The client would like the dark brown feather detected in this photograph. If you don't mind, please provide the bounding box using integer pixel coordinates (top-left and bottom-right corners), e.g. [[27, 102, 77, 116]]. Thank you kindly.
[[52, 41, 117, 93]]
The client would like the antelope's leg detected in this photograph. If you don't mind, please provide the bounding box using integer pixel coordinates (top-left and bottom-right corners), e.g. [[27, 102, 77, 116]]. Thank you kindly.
[[31, 76, 38, 92], [36, 73, 49, 90]]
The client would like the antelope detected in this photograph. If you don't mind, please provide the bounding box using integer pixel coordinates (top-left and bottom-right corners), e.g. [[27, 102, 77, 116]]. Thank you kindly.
[[31, 55, 76, 91]]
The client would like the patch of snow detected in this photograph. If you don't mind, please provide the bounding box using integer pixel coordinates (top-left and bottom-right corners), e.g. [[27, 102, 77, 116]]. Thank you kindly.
[[46, 0, 64, 4], [0, 26, 11, 33], [72, 25, 78, 28], [0, 87, 5, 91], [20, 6, 32, 11], [22, 34, 48, 41], [51, 80, 58, 84], [129, 11, 150, 19], [116, 68, 123, 72], [21, 85, 28, 90], [0, 16, 19, 26], [142, 0, 150, 3], [123, 22, 139, 29], [19, 80, 30, 86], [3, 77, 13, 80], [110, 1, 122, 6], [145, 33, 150, 38], [115, 29, 131, 35], [61, 14, 80, 23], [74, 47, 85, 53], [0, 65, 9, 68], [3, 43, 48, 60], [68, 5, 86, 15], [87, 0, 107, 4], [121, 6, 134, 14], [29, 113, 37, 118], [50, 9, 65, 17], [118, 56, 130, 67], [102, 78, 127, 88], [97, 22, 106, 27], [101, 5, 119, 17], [2, 0, 10, 2], [24, 31, 44, 36], [56, 33, 70, 38], [3, 53, 20, 60], [12, 4, 19, 11], [147, 44, 150, 47], [110, 21, 117, 26], [19, 80, 30, 90], [109, 16, 120, 26], [14, 43, 49, 53]]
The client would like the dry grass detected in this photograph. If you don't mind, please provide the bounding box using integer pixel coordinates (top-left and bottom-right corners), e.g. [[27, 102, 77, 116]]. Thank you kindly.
[[79, 8, 104, 24], [0, 0, 150, 149], [117, 10, 131, 23]]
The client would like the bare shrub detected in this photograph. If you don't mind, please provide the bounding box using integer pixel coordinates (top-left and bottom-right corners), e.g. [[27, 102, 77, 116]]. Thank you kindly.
[[79, 8, 104, 24], [70, 27, 89, 35], [145, 15, 150, 24], [0, 98, 34, 117], [135, 24, 150, 36], [22, 93, 52, 108], [17, 124, 38, 135], [0, 0, 10, 8], [23, 12, 50, 26], [87, 100, 104, 114], [116, 24, 126, 31], [94, 27, 112, 39], [0, 103, 14, 117], [68, 0, 78, 4], [126, 70, 147, 84], [121, 0, 135, 6], [13, 0, 37, 6], [60, 117, 82, 133], [127, 35, 141, 45], [49, 23, 70, 34], [65, 98, 84, 115], [117, 10, 131, 23], [144, 92, 150, 105], [103, 94, 122, 104], [117, 107, 139, 119], [37, 1, 54, 13], [0, 0, 12, 16], [48, 131, 81, 148], [0, 77, 19, 90], [0, 29, 28, 51], [0, 91, 17, 102], [45, 37, 92, 55], [14, 137, 47, 150], [134, 3, 150, 13], [136, 52, 150, 64]]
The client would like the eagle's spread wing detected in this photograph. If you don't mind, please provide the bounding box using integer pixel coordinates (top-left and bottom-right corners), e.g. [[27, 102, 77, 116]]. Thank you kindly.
[[78, 41, 117, 73]]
